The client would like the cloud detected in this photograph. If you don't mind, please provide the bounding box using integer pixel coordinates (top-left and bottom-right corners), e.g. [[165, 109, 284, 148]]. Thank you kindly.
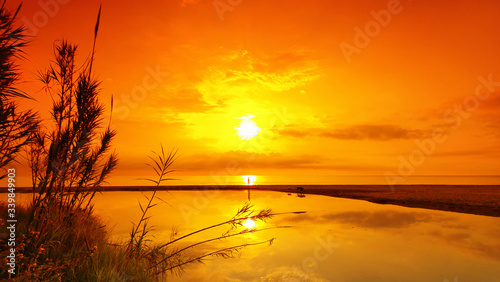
[[441, 91, 500, 113], [482, 94, 500, 110], [180, 0, 201, 7], [418, 91, 500, 139], [274, 127, 310, 138], [479, 95, 500, 138], [319, 124, 428, 140], [322, 210, 433, 229], [431, 149, 496, 157], [276, 124, 430, 141], [149, 88, 222, 113], [203, 48, 321, 93], [175, 150, 361, 172], [213, 67, 319, 92]]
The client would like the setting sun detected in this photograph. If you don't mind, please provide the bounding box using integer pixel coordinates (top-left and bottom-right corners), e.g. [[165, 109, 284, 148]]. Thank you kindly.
[[235, 115, 261, 140]]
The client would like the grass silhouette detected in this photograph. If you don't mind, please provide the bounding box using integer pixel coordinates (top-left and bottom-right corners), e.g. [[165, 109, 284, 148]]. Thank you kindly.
[[0, 4, 304, 280], [0, 1, 38, 180]]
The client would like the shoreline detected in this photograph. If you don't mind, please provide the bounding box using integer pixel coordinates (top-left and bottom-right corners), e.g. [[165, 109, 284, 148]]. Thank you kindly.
[[7, 184, 500, 217]]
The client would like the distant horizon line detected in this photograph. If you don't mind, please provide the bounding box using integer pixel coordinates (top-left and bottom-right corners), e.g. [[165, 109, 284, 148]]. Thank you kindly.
[[9, 183, 500, 191]]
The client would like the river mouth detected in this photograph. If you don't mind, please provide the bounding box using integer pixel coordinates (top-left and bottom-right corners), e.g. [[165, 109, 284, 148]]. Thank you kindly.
[[18, 190, 499, 281]]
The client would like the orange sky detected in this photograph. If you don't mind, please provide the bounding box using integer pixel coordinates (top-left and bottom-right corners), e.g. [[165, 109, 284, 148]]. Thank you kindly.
[[9, 0, 500, 186]]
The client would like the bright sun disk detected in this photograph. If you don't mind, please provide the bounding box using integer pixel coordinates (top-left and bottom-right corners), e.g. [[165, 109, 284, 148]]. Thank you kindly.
[[235, 116, 261, 140]]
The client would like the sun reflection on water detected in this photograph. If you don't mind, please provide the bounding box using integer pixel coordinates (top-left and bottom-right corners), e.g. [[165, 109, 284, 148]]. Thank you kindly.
[[242, 219, 256, 230]]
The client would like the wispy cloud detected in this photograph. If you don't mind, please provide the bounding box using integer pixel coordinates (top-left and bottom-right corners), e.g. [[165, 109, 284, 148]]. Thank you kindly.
[[175, 150, 368, 171], [180, 0, 201, 7], [149, 88, 222, 113], [431, 149, 498, 158], [177, 151, 326, 171], [319, 124, 428, 140], [481, 94, 500, 110], [200, 48, 321, 94], [276, 124, 430, 141]]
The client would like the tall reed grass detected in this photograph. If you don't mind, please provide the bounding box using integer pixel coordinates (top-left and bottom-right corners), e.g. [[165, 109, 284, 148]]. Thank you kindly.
[[0, 3, 305, 281], [0, 1, 39, 180]]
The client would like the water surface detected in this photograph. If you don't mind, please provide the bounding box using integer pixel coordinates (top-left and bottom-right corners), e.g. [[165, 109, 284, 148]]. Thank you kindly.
[[89, 190, 500, 281]]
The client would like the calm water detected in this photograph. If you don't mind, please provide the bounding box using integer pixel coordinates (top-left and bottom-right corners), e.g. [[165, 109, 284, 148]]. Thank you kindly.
[[77, 190, 500, 282]]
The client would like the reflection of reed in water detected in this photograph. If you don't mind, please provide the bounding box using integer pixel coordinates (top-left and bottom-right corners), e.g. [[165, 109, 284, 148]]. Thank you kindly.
[[130, 149, 307, 278]]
